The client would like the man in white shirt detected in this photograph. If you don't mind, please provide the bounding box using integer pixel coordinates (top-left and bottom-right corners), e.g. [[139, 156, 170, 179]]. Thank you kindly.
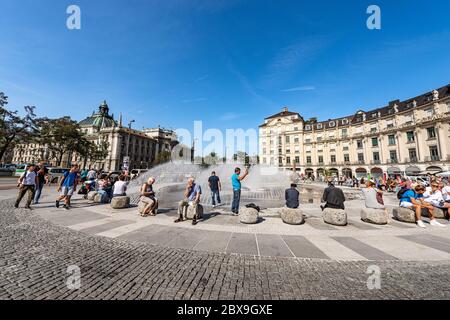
[[15, 164, 39, 209], [87, 168, 97, 181], [440, 181, 450, 203], [112, 175, 128, 197], [424, 182, 450, 210]]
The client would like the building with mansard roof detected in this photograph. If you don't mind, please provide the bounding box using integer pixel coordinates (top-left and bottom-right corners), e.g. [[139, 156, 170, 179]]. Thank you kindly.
[[259, 84, 450, 179]]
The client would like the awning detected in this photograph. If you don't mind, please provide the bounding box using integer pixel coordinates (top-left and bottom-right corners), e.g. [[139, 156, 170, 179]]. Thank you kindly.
[[387, 167, 402, 175], [405, 166, 421, 176]]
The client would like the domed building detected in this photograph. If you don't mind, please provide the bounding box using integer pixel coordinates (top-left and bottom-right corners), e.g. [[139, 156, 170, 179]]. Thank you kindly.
[[12, 101, 179, 171]]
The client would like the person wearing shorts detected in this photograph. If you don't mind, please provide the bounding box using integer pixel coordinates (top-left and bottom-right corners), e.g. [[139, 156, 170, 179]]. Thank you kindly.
[[56, 164, 79, 210], [399, 184, 445, 228]]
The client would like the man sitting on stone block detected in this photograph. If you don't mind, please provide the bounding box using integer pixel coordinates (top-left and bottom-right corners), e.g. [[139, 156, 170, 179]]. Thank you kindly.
[[424, 182, 450, 211], [175, 177, 202, 225], [399, 184, 445, 228], [320, 181, 345, 211], [285, 184, 300, 209]]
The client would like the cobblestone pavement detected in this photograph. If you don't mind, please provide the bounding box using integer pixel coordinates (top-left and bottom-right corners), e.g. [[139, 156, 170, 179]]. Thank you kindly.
[[1, 199, 450, 300]]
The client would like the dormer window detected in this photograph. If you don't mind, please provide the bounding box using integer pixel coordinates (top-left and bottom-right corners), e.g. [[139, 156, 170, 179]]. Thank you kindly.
[[305, 125, 311, 130], [317, 123, 323, 129], [342, 118, 349, 125], [329, 121, 335, 127]]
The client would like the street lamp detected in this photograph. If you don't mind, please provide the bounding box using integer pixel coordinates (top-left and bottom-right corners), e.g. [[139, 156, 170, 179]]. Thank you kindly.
[[125, 120, 135, 169]]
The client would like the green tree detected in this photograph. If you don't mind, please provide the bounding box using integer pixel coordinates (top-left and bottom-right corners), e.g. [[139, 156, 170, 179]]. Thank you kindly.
[[0, 92, 40, 162], [39, 117, 88, 166]]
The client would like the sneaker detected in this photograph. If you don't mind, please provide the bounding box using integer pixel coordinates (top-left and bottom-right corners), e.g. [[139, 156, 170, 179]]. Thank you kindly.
[[192, 219, 197, 226], [174, 218, 183, 223], [14, 204, 19, 208], [64, 205, 70, 210], [55, 201, 60, 208], [430, 219, 446, 227], [416, 220, 426, 228]]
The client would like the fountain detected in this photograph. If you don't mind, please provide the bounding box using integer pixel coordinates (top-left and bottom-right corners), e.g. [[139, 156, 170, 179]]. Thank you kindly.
[[127, 162, 323, 208]]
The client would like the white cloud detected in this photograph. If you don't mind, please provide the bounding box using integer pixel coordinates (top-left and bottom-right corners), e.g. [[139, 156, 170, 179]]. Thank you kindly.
[[282, 86, 316, 92]]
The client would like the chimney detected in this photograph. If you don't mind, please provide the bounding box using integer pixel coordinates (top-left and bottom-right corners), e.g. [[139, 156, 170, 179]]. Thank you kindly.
[[282, 106, 288, 112]]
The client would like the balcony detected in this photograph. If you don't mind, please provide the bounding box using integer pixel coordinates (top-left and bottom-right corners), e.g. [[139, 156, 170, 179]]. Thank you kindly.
[[424, 156, 441, 162], [405, 157, 418, 163], [371, 160, 381, 165], [387, 159, 399, 164]]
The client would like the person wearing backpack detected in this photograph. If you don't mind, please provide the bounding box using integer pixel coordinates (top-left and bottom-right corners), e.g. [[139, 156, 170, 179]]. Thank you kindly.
[[14, 164, 39, 209]]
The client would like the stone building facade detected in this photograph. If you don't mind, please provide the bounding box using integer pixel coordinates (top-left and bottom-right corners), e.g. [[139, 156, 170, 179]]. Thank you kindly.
[[259, 85, 450, 179], [12, 101, 178, 171]]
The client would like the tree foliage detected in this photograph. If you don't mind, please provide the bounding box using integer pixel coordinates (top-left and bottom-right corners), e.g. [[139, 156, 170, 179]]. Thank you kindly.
[[0, 92, 40, 162]]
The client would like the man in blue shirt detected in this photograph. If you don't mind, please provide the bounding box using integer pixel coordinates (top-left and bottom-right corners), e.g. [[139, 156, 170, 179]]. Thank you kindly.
[[56, 164, 79, 210], [175, 177, 202, 225], [208, 171, 221, 207], [231, 167, 249, 215]]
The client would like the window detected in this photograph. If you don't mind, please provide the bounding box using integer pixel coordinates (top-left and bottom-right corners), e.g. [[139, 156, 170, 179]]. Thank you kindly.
[[373, 152, 380, 163], [318, 156, 324, 164], [305, 139, 311, 143], [343, 146, 349, 151], [388, 135, 396, 145], [371, 137, 378, 147], [357, 140, 363, 149], [409, 149, 417, 162], [427, 127, 436, 139], [341, 129, 348, 137], [305, 125, 311, 130], [344, 154, 350, 162], [424, 108, 434, 117], [286, 149, 291, 154], [447, 102, 450, 112], [370, 127, 377, 133], [342, 118, 349, 125], [294, 137, 299, 143], [295, 156, 300, 164], [317, 123, 323, 129], [306, 156, 312, 164], [429, 146, 439, 161], [262, 148, 266, 154], [294, 127, 298, 131], [285, 136, 290, 143], [389, 151, 398, 163], [286, 157, 291, 164], [330, 155, 336, 163], [358, 153, 364, 162], [329, 121, 335, 127], [278, 148, 282, 154], [279, 157, 283, 164], [317, 137, 322, 142], [406, 131, 415, 142]]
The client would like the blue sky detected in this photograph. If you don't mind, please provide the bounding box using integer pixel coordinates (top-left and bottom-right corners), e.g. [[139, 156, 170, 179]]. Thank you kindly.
[[1, 0, 450, 140]]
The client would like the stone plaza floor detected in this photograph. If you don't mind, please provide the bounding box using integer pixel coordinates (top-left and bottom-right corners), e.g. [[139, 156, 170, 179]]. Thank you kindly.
[[0, 186, 449, 300]]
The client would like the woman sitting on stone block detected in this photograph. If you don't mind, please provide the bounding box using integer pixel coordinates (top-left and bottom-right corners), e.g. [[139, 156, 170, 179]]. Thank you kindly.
[[140, 177, 158, 217], [362, 181, 386, 210]]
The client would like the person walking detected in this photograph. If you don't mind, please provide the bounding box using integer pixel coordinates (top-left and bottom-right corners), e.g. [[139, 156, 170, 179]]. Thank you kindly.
[[208, 171, 221, 207], [231, 167, 249, 215], [56, 164, 79, 210], [15, 164, 39, 209], [33, 161, 48, 205]]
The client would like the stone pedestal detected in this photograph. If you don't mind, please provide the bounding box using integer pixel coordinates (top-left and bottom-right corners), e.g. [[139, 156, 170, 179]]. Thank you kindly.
[[392, 207, 416, 223], [360, 208, 388, 225], [323, 208, 347, 226], [279, 208, 304, 225], [421, 207, 446, 219], [87, 191, 97, 201], [186, 204, 204, 220], [94, 193, 110, 204], [111, 196, 130, 209], [239, 207, 259, 224]]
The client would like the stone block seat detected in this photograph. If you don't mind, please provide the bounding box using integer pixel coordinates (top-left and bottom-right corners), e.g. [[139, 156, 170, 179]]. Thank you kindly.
[[392, 207, 416, 223], [87, 191, 98, 201], [94, 193, 110, 204], [110, 196, 130, 209], [360, 208, 388, 225], [185, 204, 204, 220], [279, 207, 305, 225], [421, 207, 447, 219], [239, 207, 259, 224], [323, 208, 347, 226]]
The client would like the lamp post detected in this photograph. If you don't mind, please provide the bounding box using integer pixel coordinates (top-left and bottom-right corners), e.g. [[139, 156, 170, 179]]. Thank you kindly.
[[125, 120, 135, 170]]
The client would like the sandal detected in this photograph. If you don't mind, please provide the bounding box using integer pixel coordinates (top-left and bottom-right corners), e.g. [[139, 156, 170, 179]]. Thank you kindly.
[[174, 218, 183, 223]]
